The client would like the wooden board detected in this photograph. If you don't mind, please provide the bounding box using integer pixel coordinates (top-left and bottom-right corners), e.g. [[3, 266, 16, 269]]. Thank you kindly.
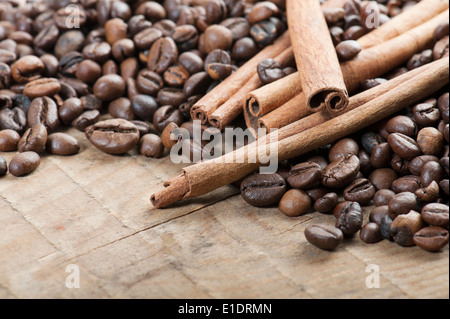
[[0, 127, 448, 299]]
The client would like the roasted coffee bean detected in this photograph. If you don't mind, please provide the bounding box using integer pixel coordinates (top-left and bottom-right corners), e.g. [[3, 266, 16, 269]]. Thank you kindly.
[[322, 154, 360, 188], [136, 1, 166, 22], [93, 74, 125, 101], [304, 224, 344, 250], [240, 173, 286, 207], [72, 110, 100, 131], [279, 189, 312, 217], [0, 94, 12, 109], [336, 40, 361, 61], [111, 39, 135, 62], [391, 175, 421, 194], [387, 133, 421, 161], [306, 187, 328, 202], [374, 189, 396, 207], [357, 150, 372, 175], [0, 62, 11, 89], [136, 69, 164, 95], [54, 30, 86, 59], [0, 155, 6, 176], [139, 133, 165, 158], [202, 25, 233, 54], [413, 227, 449, 252], [18, 123, 47, 153], [171, 25, 199, 51], [157, 88, 186, 107], [131, 94, 158, 122], [221, 17, 250, 41], [108, 97, 134, 121], [343, 178, 376, 205], [23, 78, 61, 98], [134, 27, 163, 51], [131, 120, 151, 137], [40, 54, 59, 78], [0, 107, 27, 133], [59, 51, 84, 76], [329, 138, 359, 162], [183, 72, 210, 97], [11, 55, 45, 83], [257, 59, 283, 85], [416, 127, 444, 156], [59, 98, 83, 125], [380, 214, 393, 240], [390, 210, 425, 247], [386, 115, 417, 137], [421, 161, 445, 187], [81, 94, 103, 111], [0, 49, 16, 65], [75, 59, 102, 84], [370, 142, 392, 168], [206, 63, 236, 81], [360, 223, 382, 244], [421, 203, 449, 229], [440, 179, 449, 196], [33, 23, 59, 50], [232, 37, 259, 61], [314, 192, 339, 213], [59, 77, 89, 97], [86, 119, 140, 155], [8, 151, 40, 177], [0, 129, 20, 151], [27, 96, 59, 131], [359, 78, 388, 91], [415, 180, 440, 203], [287, 161, 322, 189], [408, 155, 439, 176], [82, 42, 112, 64], [388, 192, 419, 217], [164, 65, 190, 87], [433, 35, 449, 59], [370, 205, 393, 225], [204, 49, 231, 69], [250, 19, 278, 46], [120, 58, 139, 82], [147, 37, 178, 74], [361, 131, 385, 154], [412, 103, 441, 127], [407, 49, 433, 70], [178, 52, 204, 75], [54, 6, 87, 30], [161, 122, 181, 150], [153, 19, 177, 37], [440, 157, 449, 175], [334, 201, 363, 237], [438, 92, 449, 123], [153, 105, 184, 133], [390, 155, 410, 175], [45, 133, 80, 156], [104, 18, 128, 45]]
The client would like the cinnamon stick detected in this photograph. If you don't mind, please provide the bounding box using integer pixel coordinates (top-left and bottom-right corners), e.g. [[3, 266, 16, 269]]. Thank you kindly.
[[150, 58, 449, 208], [256, 10, 448, 130], [287, 0, 349, 113]]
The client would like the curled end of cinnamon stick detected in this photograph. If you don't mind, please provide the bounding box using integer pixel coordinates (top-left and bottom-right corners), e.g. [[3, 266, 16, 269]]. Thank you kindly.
[[190, 105, 208, 124], [247, 96, 261, 117], [308, 89, 349, 113], [150, 175, 191, 208]]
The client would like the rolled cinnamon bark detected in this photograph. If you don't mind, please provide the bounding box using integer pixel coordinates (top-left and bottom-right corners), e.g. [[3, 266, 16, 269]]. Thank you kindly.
[[257, 10, 448, 130], [150, 58, 449, 208], [287, 0, 349, 113]]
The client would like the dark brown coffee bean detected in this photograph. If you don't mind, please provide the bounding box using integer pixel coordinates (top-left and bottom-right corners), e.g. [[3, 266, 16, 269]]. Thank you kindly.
[[131, 94, 158, 122], [139, 133, 165, 158], [147, 37, 178, 74], [240, 173, 287, 207], [336, 40, 361, 61], [206, 63, 236, 81], [440, 157, 449, 176], [54, 6, 87, 30], [390, 210, 425, 247], [250, 19, 278, 46], [279, 188, 312, 216], [334, 201, 363, 237], [82, 42, 112, 64], [306, 187, 328, 202], [412, 103, 441, 127], [111, 38, 135, 62], [390, 155, 410, 175], [54, 30, 86, 59], [343, 25, 366, 41], [108, 97, 134, 121], [18, 123, 47, 153], [304, 224, 343, 250], [440, 179, 449, 196], [0, 155, 6, 177], [343, 178, 376, 205], [33, 23, 59, 50], [134, 27, 163, 50], [0, 94, 12, 110], [136, 69, 164, 95], [314, 192, 339, 213], [178, 52, 204, 75], [374, 189, 396, 207], [360, 223, 382, 244], [93, 74, 125, 101], [131, 120, 151, 137], [136, 1, 166, 23], [59, 98, 83, 126], [407, 49, 433, 70], [408, 155, 439, 176], [23, 78, 61, 98], [421, 203, 449, 229], [287, 161, 322, 189], [45, 132, 80, 156], [391, 175, 421, 194], [361, 131, 385, 154], [27, 96, 59, 131], [0, 49, 16, 64], [59, 51, 84, 76], [153, 19, 177, 37], [370, 142, 392, 168], [8, 151, 40, 177], [183, 72, 211, 97], [72, 110, 100, 131], [202, 25, 233, 54], [421, 161, 445, 187], [388, 192, 419, 217], [75, 59, 102, 84], [104, 18, 127, 45], [438, 92, 449, 123], [0, 62, 11, 89], [359, 78, 388, 91], [157, 88, 186, 107], [153, 105, 184, 133], [171, 25, 199, 51], [59, 77, 89, 97], [416, 127, 444, 156], [322, 154, 360, 188], [413, 227, 449, 252], [232, 37, 259, 61], [86, 118, 140, 155], [257, 59, 283, 85], [415, 180, 440, 203], [387, 133, 421, 161], [161, 122, 181, 151], [164, 65, 190, 87], [11, 55, 45, 83], [380, 214, 393, 241], [81, 94, 103, 111], [221, 17, 250, 41], [0, 107, 27, 133], [370, 205, 393, 225], [385, 115, 417, 137]]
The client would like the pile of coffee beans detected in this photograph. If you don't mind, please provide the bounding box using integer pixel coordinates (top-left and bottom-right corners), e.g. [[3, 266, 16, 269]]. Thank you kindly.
[[0, 0, 289, 176]]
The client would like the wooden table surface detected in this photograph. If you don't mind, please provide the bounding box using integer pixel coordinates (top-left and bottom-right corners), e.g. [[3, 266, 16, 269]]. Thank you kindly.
[[0, 127, 448, 299]]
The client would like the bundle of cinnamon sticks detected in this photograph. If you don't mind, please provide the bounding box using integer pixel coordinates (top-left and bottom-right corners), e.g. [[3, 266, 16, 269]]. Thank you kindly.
[[151, 0, 450, 208]]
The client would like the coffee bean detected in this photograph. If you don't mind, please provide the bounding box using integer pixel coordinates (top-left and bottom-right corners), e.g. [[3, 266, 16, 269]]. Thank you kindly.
[[46, 133, 80, 156], [23, 78, 61, 98], [147, 37, 178, 74], [0, 155, 6, 176], [412, 103, 441, 127], [178, 52, 204, 75], [421, 203, 449, 229], [413, 227, 449, 252], [304, 224, 344, 250], [54, 6, 87, 30], [390, 155, 410, 175], [183, 72, 211, 97], [306, 187, 328, 202], [131, 94, 158, 122], [421, 161, 445, 187], [72, 110, 100, 131], [361, 131, 385, 154], [164, 65, 190, 87], [0, 62, 11, 89], [221, 17, 250, 41], [407, 49, 433, 70], [139, 134, 165, 158], [334, 201, 363, 237], [54, 30, 86, 59], [202, 25, 233, 54], [0, 107, 27, 133], [391, 175, 421, 194], [131, 120, 151, 137], [279, 188, 312, 216], [27, 96, 59, 131], [157, 88, 186, 107], [0, 49, 16, 65], [314, 192, 339, 213], [17, 123, 47, 153], [136, 69, 164, 96], [111, 38, 136, 62], [0, 129, 20, 151], [388, 192, 419, 217], [360, 223, 382, 244], [250, 19, 278, 46], [81, 94, 103, 111], [373, 189, 396, 207], [134, 27, 163, 50], [438, 92, 449, 123], [75, 59, 102, 84], [408, 155, 439, 176], [440, 179, 449, 196], [206, 63, 236, 81], [10, 55, 45, 84], [287, 161, 323, 189], [415, 180, 440, 203], [232, 37, 259, 61], [370, 205, 393, 225], [240, 173, 287, 207], [387, 133, 421, 161], [104, 18, 127, 45], [85, 118, 140, 155], [136, 1, 166, 23], [386, 115, 417, 137], [336, 40, 361, 61], [257, 59, 283, 85], [343, 178, 376, 205], [161, 122, 181, 151], [153, 105, 183, 133], [8, 151, 40, 177], [82, 42, 112, 64], [329, 138, 359, 162], [440, 157, 449, 176], [108, 97, 134, 121], [171, 25, 199, 51], [380, 214, 393, 241], [416, 127, 444, 156], [369, 142, 392, 168], [390, 210, 425, 247], [93, 74, 125, 101], [34, 23, 59, 50], [322, 154, 360, 188], [59, 98, 83, 125], [59, 51, 84, 77]]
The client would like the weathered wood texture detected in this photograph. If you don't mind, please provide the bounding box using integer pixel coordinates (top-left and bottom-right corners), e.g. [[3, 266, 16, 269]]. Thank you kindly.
[[0, 128, 448, 298]]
